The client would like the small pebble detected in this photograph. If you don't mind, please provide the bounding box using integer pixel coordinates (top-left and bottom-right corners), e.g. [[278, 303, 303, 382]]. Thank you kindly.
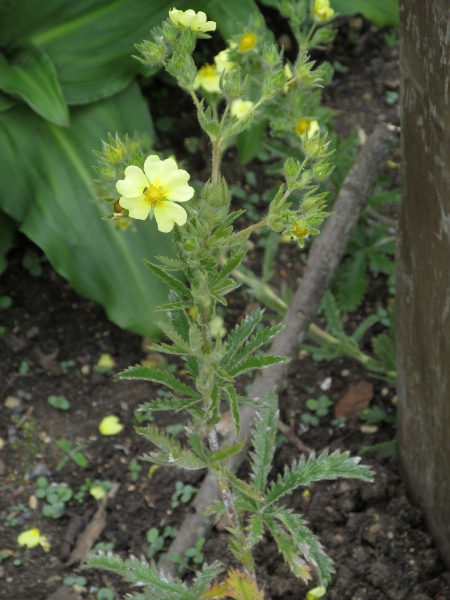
[[320, 376, 332, 391], [16, 389, 33, 401], [81, 364, 90, 375], [360, 424, 378, 434], [4, 396, 21, 409], [340, 369, 350, 377], [28, 463, 51, 479]]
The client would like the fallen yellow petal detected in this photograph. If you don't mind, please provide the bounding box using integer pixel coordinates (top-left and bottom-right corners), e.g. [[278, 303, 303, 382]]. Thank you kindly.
[[17, 528, 41, 549], [90, 485, 107, 500], [97, 353, 116, 370], [99, 415, 124, 436], [306, 585, 327, 600]]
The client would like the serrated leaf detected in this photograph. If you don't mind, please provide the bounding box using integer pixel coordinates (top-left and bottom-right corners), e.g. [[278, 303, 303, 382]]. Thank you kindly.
[[192, 562, 225, 596], [200, 582, 229, 599], [336, 251, 367, 312], [138, 394, 200, 413], [263, 517, 313, 583], [229, 354, 289, 377], [118, 365, 200, 398], [321, 291, 344, 335], [235, 323, 284, 362], [156, 301, 193, 312], [209, 439, 246, 464], [222, 386, 241, 437], [222, 309, 264, 368], [0, 44, 68, 126], [155, 320, 191, 353], [225, 568, 265, 600], [144, 260, 192, 299], [246, 514, 264, 548], [226, 472, 264, 503], [213, 249, 247, 286], [352, 314, 379, 343], [270, 507, 334, 584], [266, 450, 374, 505], [137, 423, 207, 470], [372, 333, 396, 372], [250, 389, 278, 492]]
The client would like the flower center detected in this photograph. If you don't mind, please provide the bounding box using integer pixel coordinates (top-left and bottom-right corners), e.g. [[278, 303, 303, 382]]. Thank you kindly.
[[143, 185, 166, 206], [295, 118, 311, 136], [291, 221, 309, 239], [238, 32, 257, 51]]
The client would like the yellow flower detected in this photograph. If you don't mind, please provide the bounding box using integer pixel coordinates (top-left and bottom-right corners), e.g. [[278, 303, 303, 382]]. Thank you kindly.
[[230, 99, 254, 119], [193, 63, 221, 93], [116, 156, 194, 232], [99, 415, 124, 436], [312, 0, 335, 22], [237, 31, 258, 51], [306, 585, 327, 600], [290, 219, 310, 240], [17, 528, 50, 552], [214, 48, 235, 74], [295, 118, 320, 138], [169, 8, 216, 32]]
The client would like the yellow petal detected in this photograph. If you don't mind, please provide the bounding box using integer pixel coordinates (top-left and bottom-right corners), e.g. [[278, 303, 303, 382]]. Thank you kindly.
[[90, 485, 107, 500], [306, 585, 327, 600], [17, 528, 41, 548], [99, 415, 124, 436], [97, 353, 116, 369], [39, 535, 51, 553]]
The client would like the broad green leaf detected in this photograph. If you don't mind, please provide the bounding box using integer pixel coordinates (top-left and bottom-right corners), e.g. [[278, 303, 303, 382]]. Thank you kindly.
[[0, 44, 69, 126], [250, 389, 278, 492], [0, 83, 175, 338], [1, 0, 261, 106], [0, 211, 15, 275], [118, 365, 200, 398], [266, 450, 374, 505], [332, 0, 399, 26]]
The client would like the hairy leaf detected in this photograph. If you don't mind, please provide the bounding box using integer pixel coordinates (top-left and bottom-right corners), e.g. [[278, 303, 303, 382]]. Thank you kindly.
[[266, 450, 374, 505], [229, 354, 289, 377], [222, 309, 264, 368], [213, 249, 247, 286], [225, 568, 265, 600], [118, 365, 200, 398], [137, 423, 207, 470], [144, 260, 192, 299], [335, 251, 367, 312], [263, 517, 313, 583], [222, 385, 241, 437], [250, 389, 278, 492], [372, 333, 396, 373]]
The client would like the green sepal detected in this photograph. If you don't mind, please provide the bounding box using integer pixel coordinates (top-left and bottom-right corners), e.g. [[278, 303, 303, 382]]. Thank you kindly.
[[118, 365, 200, 398]]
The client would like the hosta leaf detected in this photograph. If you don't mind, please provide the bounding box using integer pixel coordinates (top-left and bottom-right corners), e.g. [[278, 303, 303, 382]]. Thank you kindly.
[[331, 0, 398, 27], [0, 211, 15, 275], [0, 83, 178, 339], [0, 44, 69, 126], [229, 354, 289, 377], [250, 389, 278, 492], [118, 365, 200, 397], [266, 450, 374, 505]]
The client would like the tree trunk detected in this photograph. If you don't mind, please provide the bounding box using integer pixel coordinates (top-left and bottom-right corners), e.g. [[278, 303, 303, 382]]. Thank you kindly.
[[397, 0, 450, 567]]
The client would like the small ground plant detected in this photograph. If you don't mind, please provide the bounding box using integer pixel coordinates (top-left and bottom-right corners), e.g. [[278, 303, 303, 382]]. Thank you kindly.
[[87, 4, 373, 597]]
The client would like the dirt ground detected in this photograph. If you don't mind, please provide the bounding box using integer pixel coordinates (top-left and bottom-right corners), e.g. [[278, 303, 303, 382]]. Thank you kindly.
[[1, 12, 450, 600]]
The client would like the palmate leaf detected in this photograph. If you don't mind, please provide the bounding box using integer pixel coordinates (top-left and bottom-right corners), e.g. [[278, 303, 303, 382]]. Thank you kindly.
[[235, 323, 284, 362], [85, 553, 198, 600], [0, 44, 68, 126], [0, 83, 179, 339], [266, 450, 374, 506], [118, 365, 200, 398], [136, 423, 207, 470], [267, 507, 334, 584], [249, 389, 278, 493]]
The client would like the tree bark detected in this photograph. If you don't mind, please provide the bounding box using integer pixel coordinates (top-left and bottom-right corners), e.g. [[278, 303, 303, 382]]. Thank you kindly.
[[397, 0, 450, 568]]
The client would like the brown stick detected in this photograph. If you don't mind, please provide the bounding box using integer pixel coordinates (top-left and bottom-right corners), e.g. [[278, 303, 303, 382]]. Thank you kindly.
[[160, 123, 398, 575]]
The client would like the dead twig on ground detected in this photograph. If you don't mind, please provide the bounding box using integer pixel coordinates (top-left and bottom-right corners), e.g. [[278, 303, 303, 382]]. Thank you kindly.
[[160, 123, 398, 575]]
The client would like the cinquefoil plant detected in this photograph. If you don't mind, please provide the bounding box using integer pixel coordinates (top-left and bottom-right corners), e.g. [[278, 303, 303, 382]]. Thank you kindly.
[[86, 5, 373, 597]]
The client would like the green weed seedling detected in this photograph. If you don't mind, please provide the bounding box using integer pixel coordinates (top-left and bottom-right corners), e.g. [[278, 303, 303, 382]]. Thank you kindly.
[[59, 360, 76, 374], [96, 589, 114, 600], [47, 395, 71, 410], [0, 550, 13, 563], [22, 250, 44, 276], [92, 541, 115, 554], [170, 538, 205, 574], [128, 458, 142, 482], [146, 525, 178, 559], [63, 575, 87, 588], [0, 295, 12, 309], [301, 395, 333, 427], [4, 504, 28, 527], [359, 405, 396, 426], [55, 439, 89, 471], [18, 360, 30, 375], [171, 481, 197, 509], [36, 477, 73, 519]]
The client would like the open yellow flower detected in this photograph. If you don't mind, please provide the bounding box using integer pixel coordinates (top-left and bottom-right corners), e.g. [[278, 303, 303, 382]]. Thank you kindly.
[[230, 99, 254, 119], [312, 0, 335, 22], [116, 156, 194, 232], [237, 31, 258, 51], [214, 48, 235, 74], [194, 64, 221, 93], [169, 8, 216, 32], [295, 118, 320, 138]]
